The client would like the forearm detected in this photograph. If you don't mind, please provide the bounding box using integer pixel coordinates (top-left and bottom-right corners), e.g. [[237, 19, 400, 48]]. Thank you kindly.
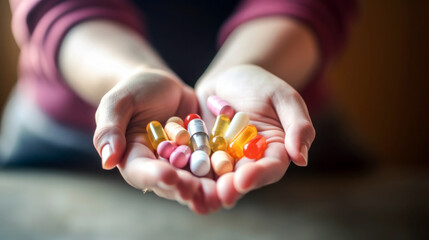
[[59, 20, 172, 106], [198, 17, 320, 91]]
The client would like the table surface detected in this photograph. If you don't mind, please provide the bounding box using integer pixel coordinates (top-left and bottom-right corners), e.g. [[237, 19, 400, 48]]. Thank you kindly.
[[0, 167, 427, 240]]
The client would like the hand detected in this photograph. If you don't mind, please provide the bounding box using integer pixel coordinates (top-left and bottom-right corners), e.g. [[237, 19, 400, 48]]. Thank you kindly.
[[196, 64, 316, 208], [93, 68, 218, 212]]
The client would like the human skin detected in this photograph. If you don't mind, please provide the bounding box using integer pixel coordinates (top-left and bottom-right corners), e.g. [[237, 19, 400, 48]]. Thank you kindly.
[[59, 16, 317, 214]]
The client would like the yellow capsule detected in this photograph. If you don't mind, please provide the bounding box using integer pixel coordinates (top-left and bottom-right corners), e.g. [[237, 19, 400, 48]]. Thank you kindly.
[[211, 136, 227, 152], [228, 125, 257, 159], [146, 121, 168, 150], [210, 114, 230, 152]]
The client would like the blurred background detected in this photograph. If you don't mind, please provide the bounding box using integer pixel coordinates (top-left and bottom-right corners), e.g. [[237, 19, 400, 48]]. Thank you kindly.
[[0, 1, 428, 240]]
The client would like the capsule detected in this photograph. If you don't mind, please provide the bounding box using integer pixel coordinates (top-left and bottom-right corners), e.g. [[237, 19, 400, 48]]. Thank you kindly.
[[166, 116, 184, 128], [243, 135, 267, 160], [157, 140, 178, 159], [228, 125, 257, 159], [165, 122, 190, 145], [224, 112, 249, 143], [184, 114, 201, 129], [207, 95, 235, 119], [210, 114, 230, 152], [188, 119, 211, 155], [169, 145, 191, 168], [190, 150, 211, 176], [211, 151, 234, 176], [146, 121, 168, 150]]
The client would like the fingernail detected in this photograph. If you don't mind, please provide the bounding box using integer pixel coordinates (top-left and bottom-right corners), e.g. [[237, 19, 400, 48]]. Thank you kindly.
[[223, 203, 236, 210], [101, 144, 112, 169], [158, 182, 175, 190], [300, 144, 308, 166]]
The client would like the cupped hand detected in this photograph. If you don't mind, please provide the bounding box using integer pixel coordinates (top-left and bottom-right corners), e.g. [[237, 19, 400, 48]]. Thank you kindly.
[[93, 68, 218, 212], [196, 64, 316, 208]]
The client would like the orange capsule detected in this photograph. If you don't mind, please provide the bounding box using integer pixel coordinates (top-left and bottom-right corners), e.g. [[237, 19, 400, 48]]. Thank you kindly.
[[228, 125, 257, 159], [243, 135, 267, 160]]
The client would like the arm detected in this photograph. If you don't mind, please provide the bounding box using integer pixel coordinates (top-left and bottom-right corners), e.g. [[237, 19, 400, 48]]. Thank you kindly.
[[199, 16, 319, 91], [58, 20, 172, 106]]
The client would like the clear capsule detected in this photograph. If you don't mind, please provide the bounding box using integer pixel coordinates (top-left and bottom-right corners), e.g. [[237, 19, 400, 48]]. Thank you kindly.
[[228, 125, 257, 159], [188, 119, 211, 155], [210, 114, 230, 152], [146, 121, 168, 150], [224, 112, 249, 143], [243, 135, 267, 160]]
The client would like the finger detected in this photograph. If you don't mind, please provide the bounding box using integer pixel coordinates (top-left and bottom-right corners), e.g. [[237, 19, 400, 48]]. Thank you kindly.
[[93, 88, 134, 169], [175, 170, 201, 202], [272, 88, 316, 166], [175, 85, 199, 119], [118, 142, 179, 190], [200, 178, 221, 212], [217, 172, 243, 209], [234, 142, 290, 194], [188, 186, 210, 215]]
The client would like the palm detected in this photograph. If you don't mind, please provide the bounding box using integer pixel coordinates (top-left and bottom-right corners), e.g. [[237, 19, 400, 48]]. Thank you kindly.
[[196, 65, 312, 207]]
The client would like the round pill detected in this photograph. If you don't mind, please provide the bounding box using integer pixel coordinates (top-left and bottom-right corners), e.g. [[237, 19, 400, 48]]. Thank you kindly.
[[184, 114, 201, 129], [169, 145, 191, 168], [211, 151, 234, 176], [190, 150, 211, 176], [166, 116, 184, 128], [165, 122, 190, 145], [156, 140, 178, 159]]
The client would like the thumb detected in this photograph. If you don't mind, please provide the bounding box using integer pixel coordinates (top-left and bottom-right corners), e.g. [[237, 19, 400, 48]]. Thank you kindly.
[[93, 90, 133, 169], [273, 88, 315, 167]]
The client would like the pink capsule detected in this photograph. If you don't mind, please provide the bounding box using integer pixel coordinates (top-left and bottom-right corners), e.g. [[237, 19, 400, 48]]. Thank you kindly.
[[207, 95, 235, 119], [157, 141, 178, 159], [169, 145, 191, 168]]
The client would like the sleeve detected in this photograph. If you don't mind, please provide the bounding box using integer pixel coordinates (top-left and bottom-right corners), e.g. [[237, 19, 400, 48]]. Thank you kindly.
[[10, 0, 145, 84], [9, 0, 145, 130], [218, 0, 359, 63]]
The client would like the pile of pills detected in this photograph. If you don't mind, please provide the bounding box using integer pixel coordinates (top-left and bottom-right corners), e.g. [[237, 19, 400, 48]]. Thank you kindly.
[[146, 95, 267, 177]]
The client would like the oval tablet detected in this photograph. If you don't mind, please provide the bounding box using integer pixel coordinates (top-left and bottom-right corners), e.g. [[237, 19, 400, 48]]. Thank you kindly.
[[190, 150, 211, 176], [157, 140, 178, 159], [169, 145, 191, 168]]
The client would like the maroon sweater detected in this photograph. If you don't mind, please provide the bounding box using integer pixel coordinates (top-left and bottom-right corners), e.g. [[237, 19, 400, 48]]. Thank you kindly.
[[9, 0, 357, 130]]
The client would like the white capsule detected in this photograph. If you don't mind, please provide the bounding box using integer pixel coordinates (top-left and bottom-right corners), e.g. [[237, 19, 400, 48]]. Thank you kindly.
[[224, 112, 250, 143], [190, 150, 211, 176]]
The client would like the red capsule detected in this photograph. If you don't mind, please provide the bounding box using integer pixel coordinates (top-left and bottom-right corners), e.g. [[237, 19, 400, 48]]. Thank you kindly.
[[184, 114, 201, 129], [243, 135, 267, 160]]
